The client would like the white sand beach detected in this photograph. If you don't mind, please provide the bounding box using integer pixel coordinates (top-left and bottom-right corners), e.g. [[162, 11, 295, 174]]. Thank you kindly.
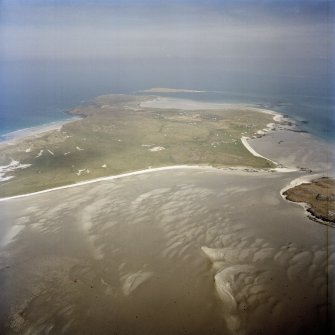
[[241, 136, 278, 165], [0, 165, 214, 202], [0, 118, 80, 148]]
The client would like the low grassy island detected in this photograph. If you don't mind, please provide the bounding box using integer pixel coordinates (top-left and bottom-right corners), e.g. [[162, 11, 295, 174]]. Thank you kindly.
[[284, 177, 335, 225], [0, 94, 277, 197]]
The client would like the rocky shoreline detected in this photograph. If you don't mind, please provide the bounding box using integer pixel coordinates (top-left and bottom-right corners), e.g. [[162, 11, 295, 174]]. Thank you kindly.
[[283, 177, 335, 226]]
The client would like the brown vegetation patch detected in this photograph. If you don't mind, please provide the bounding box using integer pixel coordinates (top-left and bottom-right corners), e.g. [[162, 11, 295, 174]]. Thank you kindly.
[[284, 177, 335, 224]]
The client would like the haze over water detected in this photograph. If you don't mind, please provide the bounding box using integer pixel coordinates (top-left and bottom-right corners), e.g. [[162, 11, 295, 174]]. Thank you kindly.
[[0, 0, 334, 140]]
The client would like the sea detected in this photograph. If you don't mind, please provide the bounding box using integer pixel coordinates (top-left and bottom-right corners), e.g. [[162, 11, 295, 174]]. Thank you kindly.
[[0, 59, 334, 142]]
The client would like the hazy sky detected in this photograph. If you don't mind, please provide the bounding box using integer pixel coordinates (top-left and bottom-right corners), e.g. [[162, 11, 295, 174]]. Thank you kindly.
[[1, 0, 333, 63]]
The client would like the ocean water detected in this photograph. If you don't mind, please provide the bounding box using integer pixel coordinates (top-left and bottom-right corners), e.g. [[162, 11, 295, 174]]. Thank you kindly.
[[0, 59, 334, 141]]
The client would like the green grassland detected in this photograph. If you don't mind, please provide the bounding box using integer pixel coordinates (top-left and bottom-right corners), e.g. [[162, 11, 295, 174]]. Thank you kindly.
[[0, 94, 275, 197]]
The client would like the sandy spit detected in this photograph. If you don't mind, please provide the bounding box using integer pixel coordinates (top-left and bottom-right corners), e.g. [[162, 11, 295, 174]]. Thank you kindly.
[[241, 136, 278, 165], [0, 161, 304, 203], [0, 165, 216, 202]]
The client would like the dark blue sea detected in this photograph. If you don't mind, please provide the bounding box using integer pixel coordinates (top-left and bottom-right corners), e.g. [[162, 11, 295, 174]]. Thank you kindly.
[[1, 59, 334, 142]]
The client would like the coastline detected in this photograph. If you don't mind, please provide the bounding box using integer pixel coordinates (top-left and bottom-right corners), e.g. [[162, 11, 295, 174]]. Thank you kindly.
[[0, 95, 284, 150], [0, 165, 214, 202], [141, 96, 294, 169], [280, 173, 335, 225], [0, 164, 302, 203], [241, 136, 278, 166], [1, 95, 333, 334], [0, 117, 80, 147], [140, 96, 283, 117], [0, 95, 330, 203], [280, 173, 326, 197]]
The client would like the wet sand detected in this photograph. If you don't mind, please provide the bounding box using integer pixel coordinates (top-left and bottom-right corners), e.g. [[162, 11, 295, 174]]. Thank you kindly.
[[140, 96, 261, 111], [0, 166, 333, 335], [0, 165, 213, 202], [249, 128, 335, 173]]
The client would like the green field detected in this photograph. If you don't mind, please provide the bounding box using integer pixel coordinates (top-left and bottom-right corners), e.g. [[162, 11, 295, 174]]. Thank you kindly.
[[0, 94, 275, 197]]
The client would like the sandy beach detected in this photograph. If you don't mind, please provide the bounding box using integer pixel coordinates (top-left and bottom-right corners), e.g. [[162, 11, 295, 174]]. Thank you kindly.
[[0, 94, 281, 197], [0, 95, 332, 202], [0, 165, 214, 202], [0, 118, 80, 148], [241, 136, 278, 166], [0, 95, 332, 197], [249, 127, 335, 172]]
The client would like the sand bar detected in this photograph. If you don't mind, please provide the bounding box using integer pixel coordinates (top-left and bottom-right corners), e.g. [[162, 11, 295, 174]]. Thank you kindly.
[[241, 136, 278, 165], [0, 160, 305, 203], [0, 165, 214, 202]]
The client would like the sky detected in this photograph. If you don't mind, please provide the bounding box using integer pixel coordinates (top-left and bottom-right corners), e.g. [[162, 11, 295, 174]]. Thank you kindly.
[[0, 0, 333, 63], [0, 0, 334, 99]]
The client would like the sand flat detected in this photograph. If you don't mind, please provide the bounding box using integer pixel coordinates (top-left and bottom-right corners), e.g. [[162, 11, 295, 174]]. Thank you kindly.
[[0, 96, 334, 334], [0, 167, 333, 334]]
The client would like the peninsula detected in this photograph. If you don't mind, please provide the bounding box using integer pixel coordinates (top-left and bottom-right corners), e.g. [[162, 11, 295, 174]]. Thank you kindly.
[[284, 177, 335, 225], [0, 94, 278, 198]]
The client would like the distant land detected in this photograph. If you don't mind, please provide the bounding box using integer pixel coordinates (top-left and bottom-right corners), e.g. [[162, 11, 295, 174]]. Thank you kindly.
[[138, 87, 207, 93]]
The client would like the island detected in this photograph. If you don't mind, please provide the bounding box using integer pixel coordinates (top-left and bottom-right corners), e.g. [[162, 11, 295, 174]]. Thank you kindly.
[[0, 94, 278, 198], [138, 87, 208, 93]]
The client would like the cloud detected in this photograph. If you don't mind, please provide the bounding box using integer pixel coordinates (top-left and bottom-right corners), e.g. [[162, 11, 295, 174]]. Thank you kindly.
[[0, 0, 333, 61]]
